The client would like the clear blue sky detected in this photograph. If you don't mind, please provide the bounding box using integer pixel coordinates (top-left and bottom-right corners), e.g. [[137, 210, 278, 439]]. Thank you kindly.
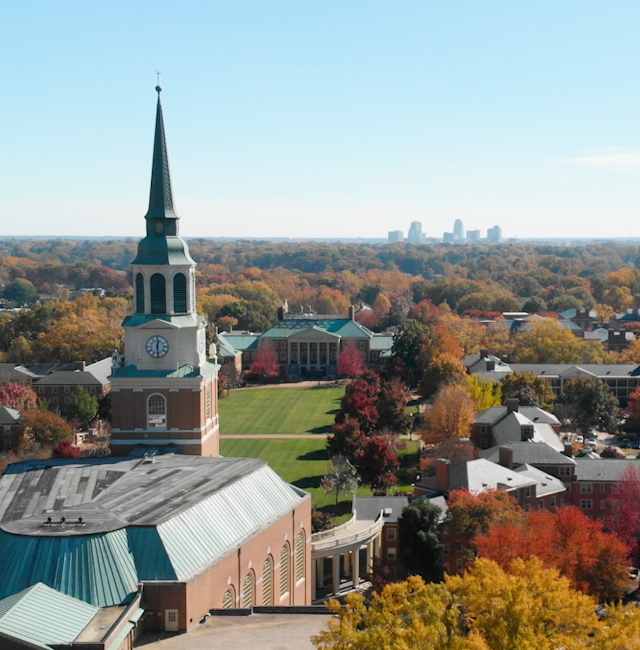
[[2, 1, 640, 240]]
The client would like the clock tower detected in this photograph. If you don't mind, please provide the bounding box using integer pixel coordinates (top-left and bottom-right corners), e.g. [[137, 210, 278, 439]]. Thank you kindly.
[[110, 85, 220, 457]]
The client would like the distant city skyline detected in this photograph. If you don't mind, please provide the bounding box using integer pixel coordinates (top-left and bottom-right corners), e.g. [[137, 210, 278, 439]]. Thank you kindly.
[[3, 2, 640, 240]]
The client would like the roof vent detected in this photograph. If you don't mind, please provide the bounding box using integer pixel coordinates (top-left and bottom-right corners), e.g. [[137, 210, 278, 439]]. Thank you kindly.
[[383, 508, 392, 517]]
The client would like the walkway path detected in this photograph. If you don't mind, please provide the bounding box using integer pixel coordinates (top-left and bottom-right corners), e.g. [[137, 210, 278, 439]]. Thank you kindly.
[[220, 434, 328, 439]]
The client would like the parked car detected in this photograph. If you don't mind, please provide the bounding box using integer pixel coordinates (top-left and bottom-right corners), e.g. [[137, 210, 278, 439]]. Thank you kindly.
[[632, 441, 640, 450], [621, 439, 632, 448]]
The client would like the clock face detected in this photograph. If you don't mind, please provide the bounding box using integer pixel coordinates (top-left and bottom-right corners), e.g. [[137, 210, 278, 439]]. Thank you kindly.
[[146, 335, 169, 358]]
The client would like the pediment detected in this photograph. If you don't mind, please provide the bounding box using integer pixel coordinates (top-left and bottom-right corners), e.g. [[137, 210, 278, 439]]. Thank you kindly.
[[559, 366, 595, 379], [138, 319, 180, 330], [289, 327, 339, 341]]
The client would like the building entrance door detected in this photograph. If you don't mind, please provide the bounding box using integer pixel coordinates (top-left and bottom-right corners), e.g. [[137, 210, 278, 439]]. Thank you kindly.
[[165, 609, 179, 631]]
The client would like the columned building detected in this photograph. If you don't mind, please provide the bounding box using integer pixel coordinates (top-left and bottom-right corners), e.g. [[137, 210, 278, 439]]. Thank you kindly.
[[110, 86, 220, 457]]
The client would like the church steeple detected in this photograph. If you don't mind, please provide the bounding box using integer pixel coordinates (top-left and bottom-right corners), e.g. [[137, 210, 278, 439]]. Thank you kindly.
[[132, 85, 194, 266], [144, 85, 179, 237]]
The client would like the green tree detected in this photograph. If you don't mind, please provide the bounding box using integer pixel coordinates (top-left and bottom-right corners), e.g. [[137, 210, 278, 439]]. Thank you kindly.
[[3, 278, 38, 306], [67, 388, 99, 429], [559, 377, 620, 433], [391, 319, 429, 386], [500, 371, 556, 411], [398, 497, 444, 582]]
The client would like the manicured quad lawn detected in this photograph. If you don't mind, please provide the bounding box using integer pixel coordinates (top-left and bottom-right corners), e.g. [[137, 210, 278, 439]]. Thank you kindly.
[[220, 437, 341, 508], [218, 386, 344, 435], [220, 438, 422, 511]]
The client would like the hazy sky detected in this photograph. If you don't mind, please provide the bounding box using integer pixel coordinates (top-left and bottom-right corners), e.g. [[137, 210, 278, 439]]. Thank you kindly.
[[3, 1, 640, 240]]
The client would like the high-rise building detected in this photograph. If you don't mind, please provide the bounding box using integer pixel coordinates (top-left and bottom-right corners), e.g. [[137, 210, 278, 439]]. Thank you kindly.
[[388, 230, 403, 243], [110, 86, 220, 457], [466, 230, 481, 243], [407, 221, 423, 244], [453, 219, 465, 242], [487, 225, 502, 243], [443, 232, 454, 243]]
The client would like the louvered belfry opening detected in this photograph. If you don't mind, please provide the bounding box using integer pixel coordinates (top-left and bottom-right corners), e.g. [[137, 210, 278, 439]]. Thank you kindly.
[[263, 556, 274, 605], [135, 273, 145, 313], [150, 273, 166, 314], [173, 273, 187, 313]]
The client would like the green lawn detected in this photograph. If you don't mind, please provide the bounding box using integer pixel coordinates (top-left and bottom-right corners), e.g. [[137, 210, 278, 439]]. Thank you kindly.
[[220, 437, 422, 512], [219, 386, 344, 435]]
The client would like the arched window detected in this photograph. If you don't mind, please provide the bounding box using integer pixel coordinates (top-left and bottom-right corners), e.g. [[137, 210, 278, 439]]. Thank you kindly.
[[295, 531, 305, 582], [148, 394, 167, 429], [135, 273, 145, 313], [263, 556, 274, 606], [280, 543, 290, 598], [150, 273, 166, 314], [222, 586, 235, 609], [190, 273, 196, 312], [173, 273, 187, 313], [242, 571, 255, 608]]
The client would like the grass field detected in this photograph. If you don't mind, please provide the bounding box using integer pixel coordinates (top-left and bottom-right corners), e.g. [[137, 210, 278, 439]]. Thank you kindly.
[[220, 437, 422, 513], [219, 386, 344, 435]]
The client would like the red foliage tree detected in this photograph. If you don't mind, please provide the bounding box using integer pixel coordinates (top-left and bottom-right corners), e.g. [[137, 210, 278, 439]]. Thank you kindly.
[[626, 386, 640, 427], [52, 438, 84, 458], [475, 506, 629, 600], [251, 343, 280, 379], [355, 309, 379, 331], [0, 382, 38, 411], [341, 374, 380, 432], [337, 340, 365, 378], [327, 418, 366, 462], [356, 436, 399, 493], [610, 465, 640, 564]]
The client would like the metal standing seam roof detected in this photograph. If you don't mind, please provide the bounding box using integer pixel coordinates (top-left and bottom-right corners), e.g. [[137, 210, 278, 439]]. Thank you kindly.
[[0, 455, 307, 606], [0, 582, 100, 649], [111, 360, 218, 379], [369, 335, 394, 351], [217, 334, 259, 351], [259, 318, 373, 340]]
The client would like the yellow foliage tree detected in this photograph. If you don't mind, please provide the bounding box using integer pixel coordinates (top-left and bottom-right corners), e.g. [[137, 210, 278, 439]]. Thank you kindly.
[[465, 375, 502, 411], [313, 558, 639, 650], [420, 384, 476, 443]]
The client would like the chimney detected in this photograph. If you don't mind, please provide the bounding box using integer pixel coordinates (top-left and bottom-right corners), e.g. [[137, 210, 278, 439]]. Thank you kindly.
[[277, 306, 284, 321], [480, 348, 489, 359], [73, 361, 86, 371], [348, 305, 355, 320], [486, 360, 495, 371], [436, 458, 451, 492], [498, 446, 513, 469], [506, 398, 519, 413], [563, 442, 573, 458], [501, 354, 509, 363]]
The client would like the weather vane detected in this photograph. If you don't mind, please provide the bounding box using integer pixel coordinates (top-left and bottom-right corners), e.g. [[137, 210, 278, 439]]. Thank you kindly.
[[155, 69, 162, 93]]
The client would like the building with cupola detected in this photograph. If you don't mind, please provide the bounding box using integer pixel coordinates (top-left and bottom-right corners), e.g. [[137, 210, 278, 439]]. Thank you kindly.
[[110, 86, 219, 457]]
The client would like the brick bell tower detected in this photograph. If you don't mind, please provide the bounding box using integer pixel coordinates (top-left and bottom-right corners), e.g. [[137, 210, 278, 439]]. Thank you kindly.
[[110, 84, 220, 457]]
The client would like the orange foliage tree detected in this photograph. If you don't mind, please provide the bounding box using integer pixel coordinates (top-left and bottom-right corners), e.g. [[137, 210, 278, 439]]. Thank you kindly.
[[474, 506, 629, 600]]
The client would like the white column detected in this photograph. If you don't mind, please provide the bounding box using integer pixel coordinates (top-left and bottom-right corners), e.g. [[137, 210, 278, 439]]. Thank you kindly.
[[352, 549, 360, 588], [366, 542, 374, 574], [332, 554, 341, 595], [311, 558, 316, 600], [344, 551, 351, 576]]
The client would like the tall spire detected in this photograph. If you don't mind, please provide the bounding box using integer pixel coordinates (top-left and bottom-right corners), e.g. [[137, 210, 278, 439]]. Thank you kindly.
[[144, 84, 179, 236]]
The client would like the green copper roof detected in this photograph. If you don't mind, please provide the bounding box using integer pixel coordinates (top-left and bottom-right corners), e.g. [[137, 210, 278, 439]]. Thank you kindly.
[[111, 361, 218, 379], [0, 528, 139, 607], [260, 318, 373, 340], [0, 582, 100, 649], [121, 313, 204, 328], [132, 87, 195, 266]]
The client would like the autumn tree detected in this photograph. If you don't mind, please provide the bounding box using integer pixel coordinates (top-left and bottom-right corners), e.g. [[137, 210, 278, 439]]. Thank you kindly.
[[321, 455, 359, 505], [610, 465, 640, 565], [313, 558, 623, 650], [18, 410, 73, 449], [558, 377, 620, 433], [0, 382, 38, 411], [397, 497, 444, 582], [375, 380, 411, 433], [356, 437, 399, 493], [339, 372, 380, 433], [625, 385, 640, 427], [337, 340, 364, 378], [418, 352, 466, 400], [475, 506, 629, 600], [419, 439, 478, 476], [420, 384, 476, 444], [327, 418, 365, 463], [251, 342, 280, 379], [443, 489, 525, 546], [514, 320, 613, 364], [499, 371, 556, 411], [465, 375, 502, 411], [52, 439, 84, 458]]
